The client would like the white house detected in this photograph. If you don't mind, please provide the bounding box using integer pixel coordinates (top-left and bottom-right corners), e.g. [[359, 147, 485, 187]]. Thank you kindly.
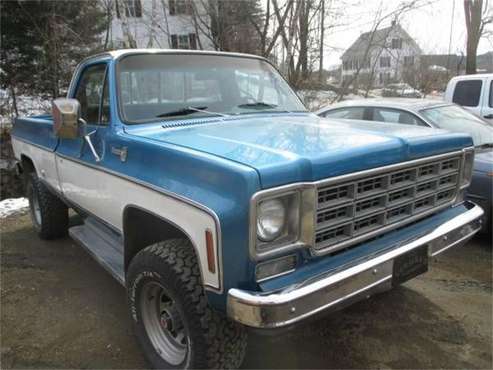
[[106, 0, 214, 50], [341, 22, 421, 87]]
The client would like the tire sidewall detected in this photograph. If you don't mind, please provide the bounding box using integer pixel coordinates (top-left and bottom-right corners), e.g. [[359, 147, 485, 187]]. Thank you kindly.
[[128, 268, 195, 369]]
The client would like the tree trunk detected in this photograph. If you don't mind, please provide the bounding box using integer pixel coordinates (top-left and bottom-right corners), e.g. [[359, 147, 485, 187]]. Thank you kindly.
[[466, 39, 479, 74], [103, 0, 112, 49], [10, 85, 18, 118], [464, 0, 483, 74], [318, 0, 325, 81], [298, 0, 310, 80], [160, 0, 172, 47]]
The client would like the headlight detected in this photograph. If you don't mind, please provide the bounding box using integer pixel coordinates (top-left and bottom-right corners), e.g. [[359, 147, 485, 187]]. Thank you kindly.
[[257, 199, 286, 241], [460, 148, 475, 188], [250, 186, 316, 260]]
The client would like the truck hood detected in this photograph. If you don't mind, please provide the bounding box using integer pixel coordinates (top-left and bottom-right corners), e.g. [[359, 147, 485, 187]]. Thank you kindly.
[[126, 113, 473, 188]]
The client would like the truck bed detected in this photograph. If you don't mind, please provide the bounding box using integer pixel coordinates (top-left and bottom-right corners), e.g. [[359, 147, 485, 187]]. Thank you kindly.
[[12, 114, 58, 151]]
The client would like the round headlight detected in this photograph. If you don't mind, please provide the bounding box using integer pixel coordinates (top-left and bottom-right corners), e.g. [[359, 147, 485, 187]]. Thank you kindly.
[[257, 199, 286, 242]]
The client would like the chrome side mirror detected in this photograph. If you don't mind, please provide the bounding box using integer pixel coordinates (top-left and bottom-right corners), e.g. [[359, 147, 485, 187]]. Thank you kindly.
[[52, 98, 82, 139]]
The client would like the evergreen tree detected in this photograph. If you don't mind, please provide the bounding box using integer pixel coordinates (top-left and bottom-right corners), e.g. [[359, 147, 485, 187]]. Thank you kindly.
[[1, 0, 106, 108], [209, 0, 264, 55]]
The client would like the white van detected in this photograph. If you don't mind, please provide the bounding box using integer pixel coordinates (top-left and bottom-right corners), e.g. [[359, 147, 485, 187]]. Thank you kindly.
[[445, 73, 493, 122]]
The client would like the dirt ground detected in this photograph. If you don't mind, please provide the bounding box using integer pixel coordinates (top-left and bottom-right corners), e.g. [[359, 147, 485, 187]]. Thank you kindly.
[[1, 213, 492, 369]]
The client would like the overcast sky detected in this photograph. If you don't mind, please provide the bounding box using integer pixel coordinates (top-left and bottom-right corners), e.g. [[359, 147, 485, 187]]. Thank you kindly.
[[317, 0, 493, 68]]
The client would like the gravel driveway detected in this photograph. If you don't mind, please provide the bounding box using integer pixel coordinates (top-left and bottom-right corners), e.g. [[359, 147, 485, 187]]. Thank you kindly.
[[1, 213, 492, 369]]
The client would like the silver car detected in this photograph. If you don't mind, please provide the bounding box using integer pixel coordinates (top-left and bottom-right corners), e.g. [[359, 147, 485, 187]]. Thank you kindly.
[[316, 98, 493, 236]]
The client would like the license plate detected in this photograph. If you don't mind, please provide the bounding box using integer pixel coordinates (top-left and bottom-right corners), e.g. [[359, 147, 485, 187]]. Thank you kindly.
[[392, 246, 429, 286]]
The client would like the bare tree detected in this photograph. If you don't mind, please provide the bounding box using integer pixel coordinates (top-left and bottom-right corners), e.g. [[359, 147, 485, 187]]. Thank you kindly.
[[272, 0, 324, 86], [464, 0, 492, 74], [115, 0, 137, 48], [147, 0, 157, 47], [318, 0, 325, 81], [101, 0, 114, 49]]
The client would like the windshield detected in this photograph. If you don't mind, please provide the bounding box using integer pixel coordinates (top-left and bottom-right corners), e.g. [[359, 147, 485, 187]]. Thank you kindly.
[[117, 54, 306, 123], [420, 105, 493, 146]]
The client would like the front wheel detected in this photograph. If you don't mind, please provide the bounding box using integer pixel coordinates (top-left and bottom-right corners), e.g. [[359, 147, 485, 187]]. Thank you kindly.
[[127, 239, 247, 369]]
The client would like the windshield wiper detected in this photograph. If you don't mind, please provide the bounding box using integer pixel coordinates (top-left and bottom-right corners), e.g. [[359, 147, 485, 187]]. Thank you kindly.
[[237, 102, 278, 110], [156, 106, 228, 118]]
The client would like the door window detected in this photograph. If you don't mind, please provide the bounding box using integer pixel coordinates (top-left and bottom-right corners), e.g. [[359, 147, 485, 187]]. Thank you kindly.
[[75, 64, 108, 124], [101, 75, 110, 124], [452, 80, 482, 107], [372, 107, 425, 126], [489, 80, 493, 108], [322, 107, 365, 120]]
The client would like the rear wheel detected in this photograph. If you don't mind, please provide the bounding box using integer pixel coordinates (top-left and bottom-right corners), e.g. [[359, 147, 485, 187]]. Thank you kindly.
[[26, 172, 68, 239], [127, 239, 247, 369]]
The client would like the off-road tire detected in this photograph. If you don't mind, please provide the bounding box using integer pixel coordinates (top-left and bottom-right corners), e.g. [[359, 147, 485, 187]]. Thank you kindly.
[[26, 172, 69, 239], [127, 239, 247, 369]]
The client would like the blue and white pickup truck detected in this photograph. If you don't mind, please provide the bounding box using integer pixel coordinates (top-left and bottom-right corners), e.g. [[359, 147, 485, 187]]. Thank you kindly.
[[12, 49, 484, 369]]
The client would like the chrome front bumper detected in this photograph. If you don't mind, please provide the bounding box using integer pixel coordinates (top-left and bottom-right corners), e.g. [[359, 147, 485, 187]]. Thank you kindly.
[[227, 201, 483, 329]]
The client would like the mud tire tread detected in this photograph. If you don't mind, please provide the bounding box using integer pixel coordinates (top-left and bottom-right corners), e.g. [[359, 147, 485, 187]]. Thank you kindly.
[[27, 172, 68, 240], [128, 239, 247, 369]]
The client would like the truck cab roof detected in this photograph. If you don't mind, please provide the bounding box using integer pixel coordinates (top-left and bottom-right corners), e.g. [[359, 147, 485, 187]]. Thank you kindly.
[[80, 48, 267, 64]]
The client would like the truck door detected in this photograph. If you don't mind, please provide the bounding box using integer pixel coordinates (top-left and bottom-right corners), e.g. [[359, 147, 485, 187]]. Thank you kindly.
[[55, 62, 112, 217], [481, 77, 493, 123]]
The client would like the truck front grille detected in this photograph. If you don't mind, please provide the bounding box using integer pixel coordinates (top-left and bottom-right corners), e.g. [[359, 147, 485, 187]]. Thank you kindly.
[[313, 154, 461, 254]]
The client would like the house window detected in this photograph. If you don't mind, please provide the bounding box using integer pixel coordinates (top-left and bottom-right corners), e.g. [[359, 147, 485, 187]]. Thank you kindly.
[[380, 57, 391, 68], [404, 56, 414, 66], [391, 38, 402, 49], [170, 33, 197, 49], [169, 0, 192, 15], [489, 80, 493, 108], [115, 0, 142, 18]]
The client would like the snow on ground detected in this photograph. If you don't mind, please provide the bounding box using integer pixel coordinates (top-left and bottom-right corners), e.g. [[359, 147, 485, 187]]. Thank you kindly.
[[299, 89, 373, 111], [0, 197, 29, 218], [299, 88, 445, 112], [0, 90, 50, 127], [299, 89, 338, 111]]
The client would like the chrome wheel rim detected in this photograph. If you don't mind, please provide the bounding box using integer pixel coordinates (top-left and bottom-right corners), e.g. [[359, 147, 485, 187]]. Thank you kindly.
[[140, 281, 189, 365], [30, 187, 42, 226]]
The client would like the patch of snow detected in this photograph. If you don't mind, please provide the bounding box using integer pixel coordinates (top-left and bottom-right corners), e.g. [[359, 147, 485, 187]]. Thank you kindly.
[[0, 94, 50, 127], [299, 89, 374, 111], [299, 89, 338, 111], [0, 197, 29, 218]]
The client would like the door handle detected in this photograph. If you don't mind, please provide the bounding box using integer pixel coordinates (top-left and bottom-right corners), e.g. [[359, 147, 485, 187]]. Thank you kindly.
[[84, 130, 101, 162], [483, 114, 493, 119]]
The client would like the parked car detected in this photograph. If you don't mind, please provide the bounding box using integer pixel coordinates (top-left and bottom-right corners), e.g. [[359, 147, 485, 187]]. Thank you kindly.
[[12, 50, 484, 369], [445, 73, 493, 123], [317, 99, 493, 235], [382, 83, 422, 98]]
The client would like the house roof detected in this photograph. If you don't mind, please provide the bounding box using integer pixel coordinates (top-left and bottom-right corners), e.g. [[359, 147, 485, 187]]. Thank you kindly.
[[341, 23, 421, 60]]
